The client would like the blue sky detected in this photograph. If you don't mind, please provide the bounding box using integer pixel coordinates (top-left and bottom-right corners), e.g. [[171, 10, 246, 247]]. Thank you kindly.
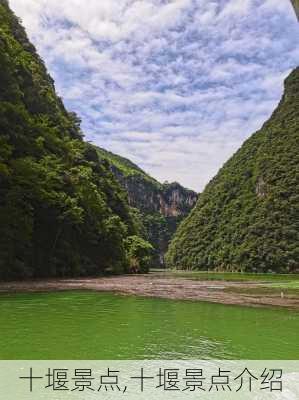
[[10, 0, 299, 191]]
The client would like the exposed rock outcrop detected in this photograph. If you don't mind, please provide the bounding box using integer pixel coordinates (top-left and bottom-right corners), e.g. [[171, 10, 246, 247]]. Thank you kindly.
[[96, 147, 198, 265]]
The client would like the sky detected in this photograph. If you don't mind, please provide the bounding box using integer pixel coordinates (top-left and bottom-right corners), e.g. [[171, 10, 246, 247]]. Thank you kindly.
[[9, 0, 299, 191]]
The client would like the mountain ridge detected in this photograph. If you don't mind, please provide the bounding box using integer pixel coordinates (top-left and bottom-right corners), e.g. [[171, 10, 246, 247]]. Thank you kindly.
[[96, 146, 198, 216]]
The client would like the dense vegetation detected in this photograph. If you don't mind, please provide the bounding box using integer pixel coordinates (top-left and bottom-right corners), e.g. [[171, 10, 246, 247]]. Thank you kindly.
[[96, 147, 160, 188], [0, 0, 153, 279], [96, 147, 198, 265], [166, 68, 299, 273]]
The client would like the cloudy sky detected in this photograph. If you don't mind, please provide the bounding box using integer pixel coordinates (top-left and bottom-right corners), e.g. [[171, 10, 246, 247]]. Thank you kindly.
[[9, 0, 299, 191]]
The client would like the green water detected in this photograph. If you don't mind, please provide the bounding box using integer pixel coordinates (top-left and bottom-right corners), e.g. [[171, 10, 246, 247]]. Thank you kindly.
[[0, 291, 298, 359]]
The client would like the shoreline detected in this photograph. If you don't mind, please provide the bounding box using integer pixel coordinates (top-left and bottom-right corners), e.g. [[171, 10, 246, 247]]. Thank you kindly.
[[0, 274, 298, 310]]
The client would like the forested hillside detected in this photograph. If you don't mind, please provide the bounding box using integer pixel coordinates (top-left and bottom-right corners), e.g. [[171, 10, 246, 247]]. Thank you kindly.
[[0, 0, 153, 279], [166, 68, 299, 273], [96, 147, 198, 264]]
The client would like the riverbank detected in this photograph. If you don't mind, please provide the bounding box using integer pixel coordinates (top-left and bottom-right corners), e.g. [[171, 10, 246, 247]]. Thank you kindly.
[[0, 272, 298, 309]]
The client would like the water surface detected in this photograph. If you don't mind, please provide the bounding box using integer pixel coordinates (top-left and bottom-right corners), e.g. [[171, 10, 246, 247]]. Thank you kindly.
[[0, 291, 298, 359]]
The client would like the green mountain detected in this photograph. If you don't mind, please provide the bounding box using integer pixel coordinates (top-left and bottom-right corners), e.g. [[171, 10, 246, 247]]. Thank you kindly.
[[0, 0, 154, 279], [166, 68, 299, 273], [96, 147, 198, 265]]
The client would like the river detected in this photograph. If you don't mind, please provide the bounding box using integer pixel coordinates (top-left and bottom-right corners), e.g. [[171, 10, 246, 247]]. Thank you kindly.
[[0, 291, 298, 359]]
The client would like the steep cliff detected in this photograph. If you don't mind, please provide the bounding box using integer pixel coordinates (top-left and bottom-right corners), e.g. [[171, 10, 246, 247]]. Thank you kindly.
[[166, 68, 299, 273], [0, 0, 150, 279], [96, 147, 198, 264]]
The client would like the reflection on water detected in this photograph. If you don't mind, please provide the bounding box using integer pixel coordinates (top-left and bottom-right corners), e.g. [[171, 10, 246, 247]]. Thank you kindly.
[[0, 291, 298, 359]]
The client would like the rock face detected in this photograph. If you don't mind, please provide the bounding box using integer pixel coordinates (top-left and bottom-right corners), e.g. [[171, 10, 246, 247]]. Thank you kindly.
[[166, 68, 299, 273], [96, 147, 198, 265], [97, 147, 197, 217], [160, 182, 198, 217], [119, 176, 197, 218]]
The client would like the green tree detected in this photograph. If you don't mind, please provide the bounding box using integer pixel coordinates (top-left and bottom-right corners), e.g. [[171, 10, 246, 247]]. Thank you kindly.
[[0, 1, 145, 280], [125, 236, 154, 273]]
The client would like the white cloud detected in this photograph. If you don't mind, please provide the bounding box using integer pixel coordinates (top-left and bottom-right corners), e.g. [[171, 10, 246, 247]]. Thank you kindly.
[[9, 0, 299, 191]]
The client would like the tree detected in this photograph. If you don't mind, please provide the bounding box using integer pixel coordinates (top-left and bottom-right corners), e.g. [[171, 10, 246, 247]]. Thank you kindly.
[[125, 236, 154, 273]]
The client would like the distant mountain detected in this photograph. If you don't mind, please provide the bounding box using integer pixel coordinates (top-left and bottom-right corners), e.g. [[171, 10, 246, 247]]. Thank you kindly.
[[166, 68, 299, 273], [96, 147, 198, 264]]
